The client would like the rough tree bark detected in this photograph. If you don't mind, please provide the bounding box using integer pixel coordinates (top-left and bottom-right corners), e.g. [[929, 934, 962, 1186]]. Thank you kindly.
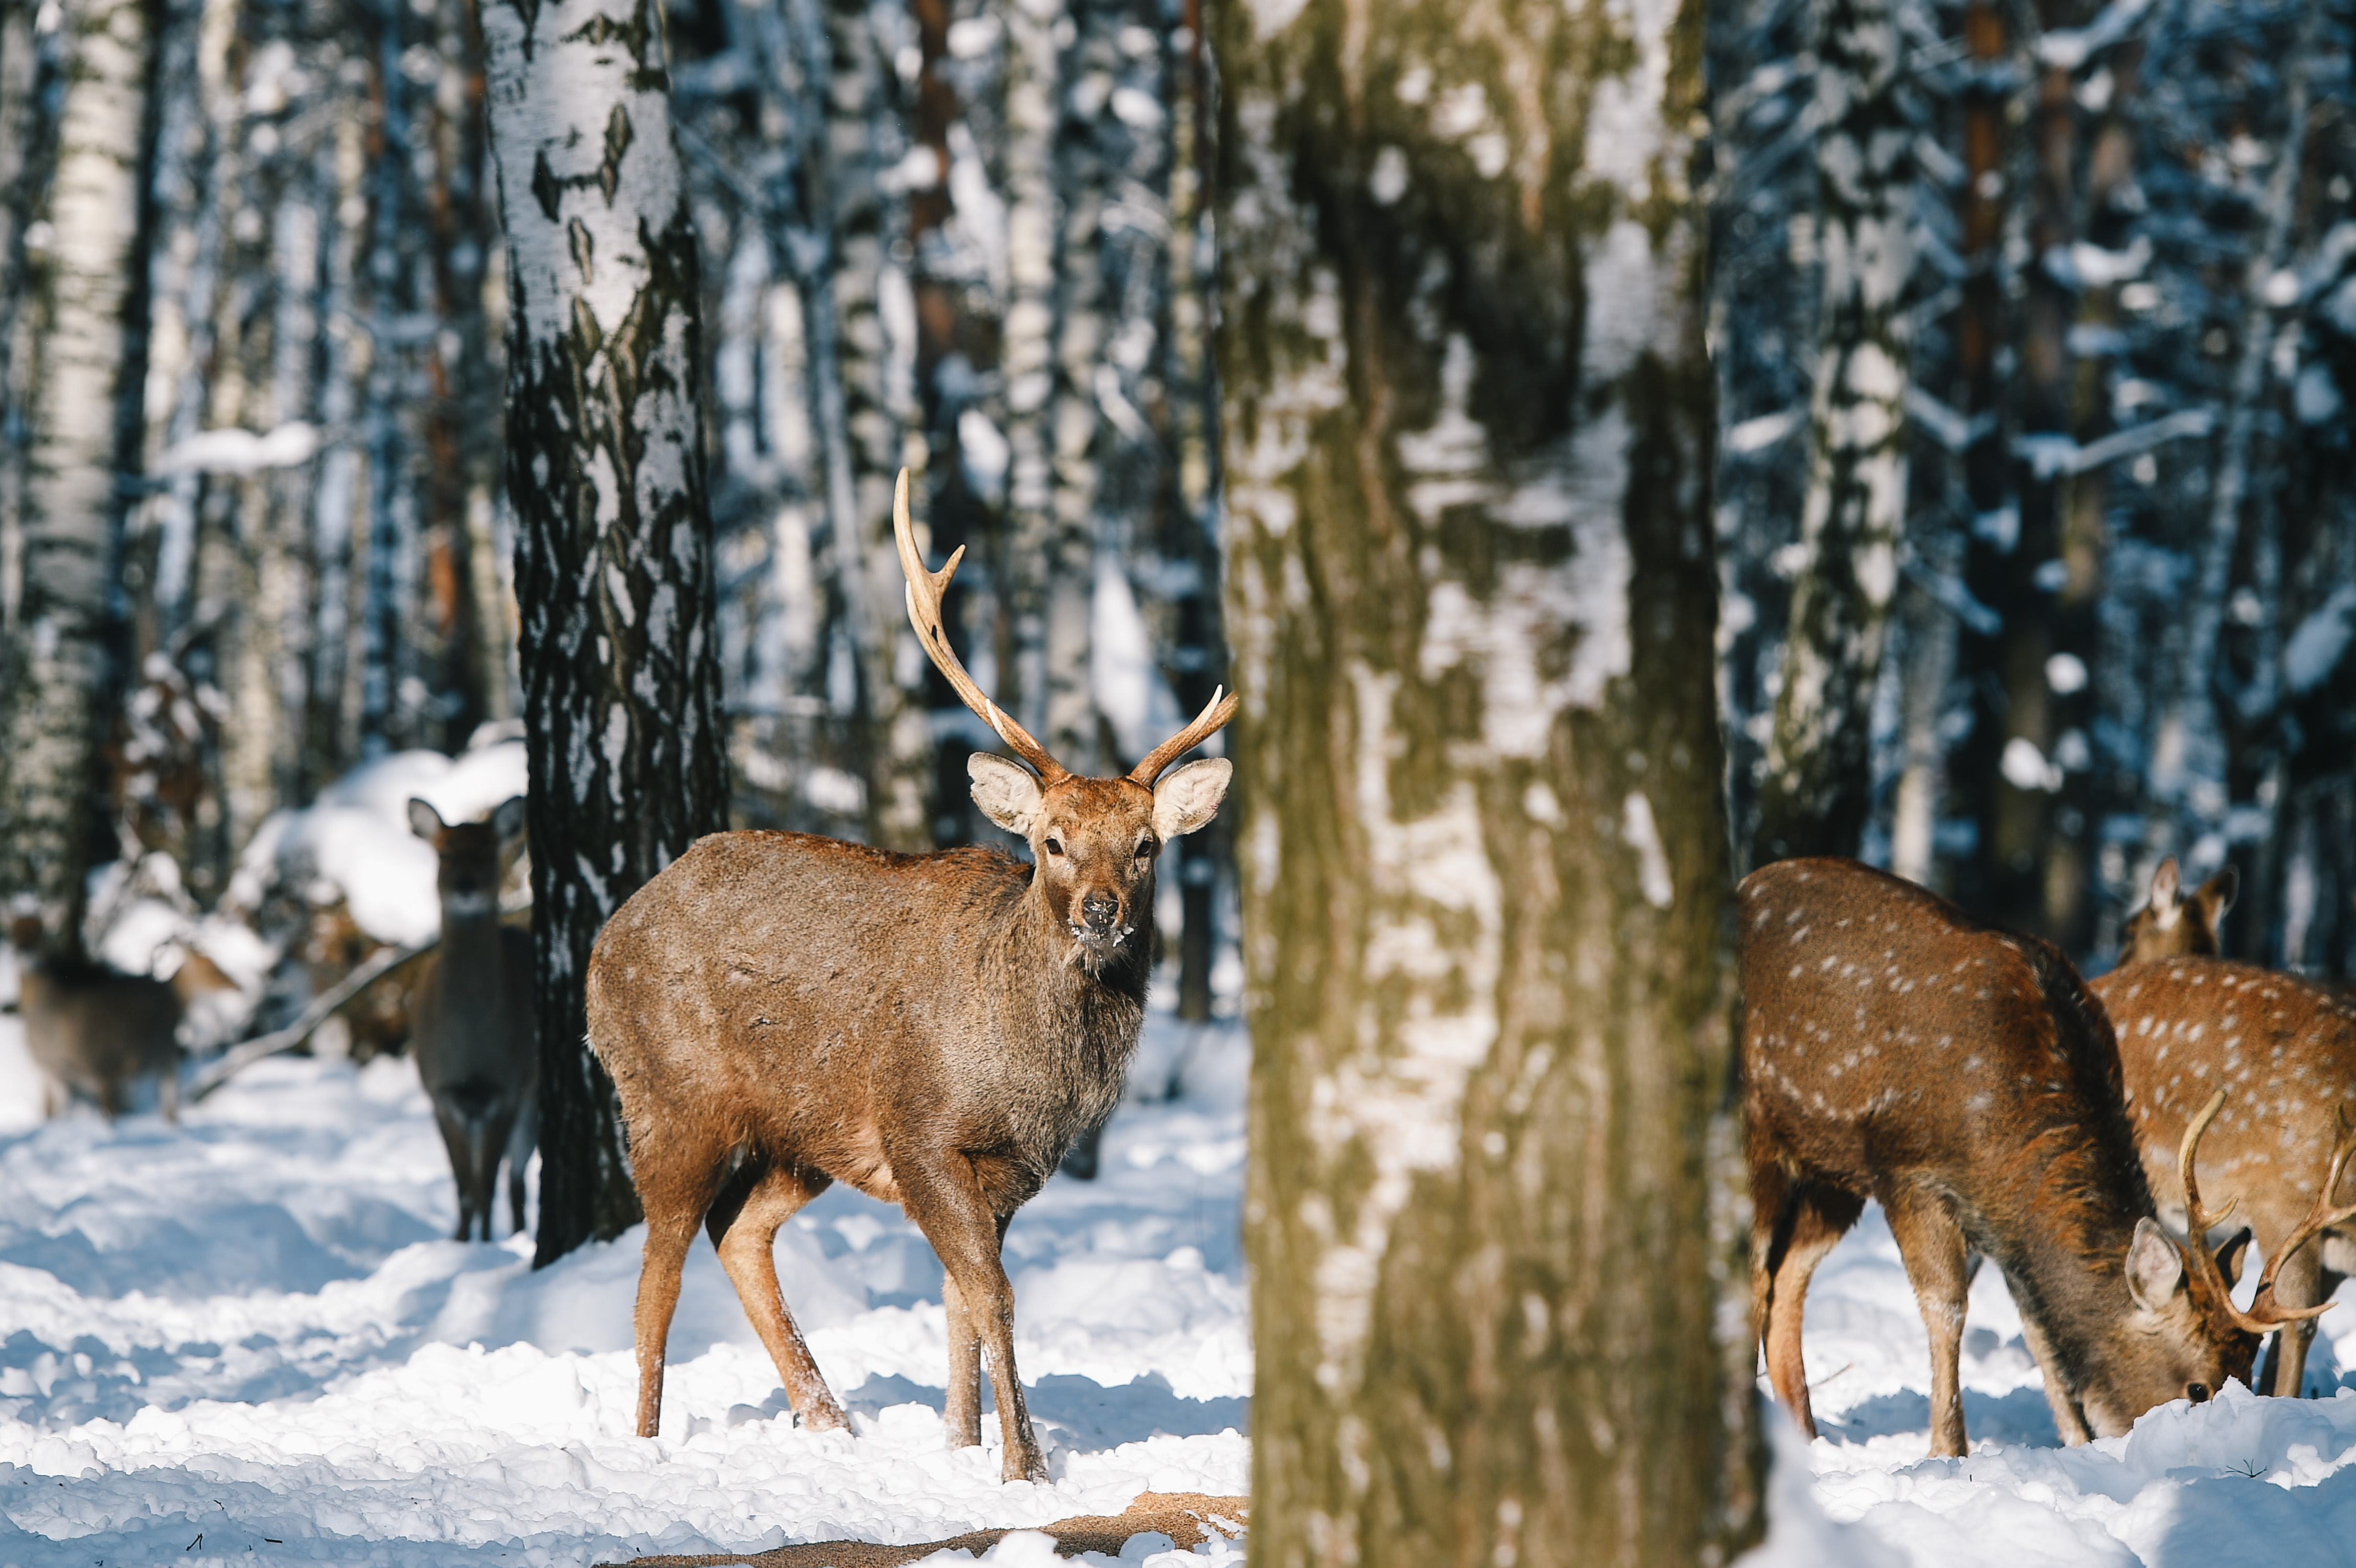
[[1218, 0, 1760, 1561], [1, 0, 152, 941], [1750, 0, 1913, 863], [479, 0, 730, 1262]]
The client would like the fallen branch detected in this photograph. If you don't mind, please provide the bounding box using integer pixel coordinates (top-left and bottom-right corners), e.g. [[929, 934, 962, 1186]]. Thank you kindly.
[[188, 940, 434, 1102]]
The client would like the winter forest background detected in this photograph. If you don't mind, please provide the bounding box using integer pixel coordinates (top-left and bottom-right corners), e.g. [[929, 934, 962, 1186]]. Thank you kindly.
[[4, 0, 2352, 1011]]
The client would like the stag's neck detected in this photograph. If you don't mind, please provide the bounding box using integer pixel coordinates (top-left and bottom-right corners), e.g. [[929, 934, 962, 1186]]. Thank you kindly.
[[1973, 1139, 2152, 1399]]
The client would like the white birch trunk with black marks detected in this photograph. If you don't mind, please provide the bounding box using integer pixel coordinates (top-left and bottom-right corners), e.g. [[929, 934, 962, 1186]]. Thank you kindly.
[[1219, 0, 1760, 1560], [1, 0, 151, 938], [479, 0, 729, 1262], [1751, 0, 1912, 863]]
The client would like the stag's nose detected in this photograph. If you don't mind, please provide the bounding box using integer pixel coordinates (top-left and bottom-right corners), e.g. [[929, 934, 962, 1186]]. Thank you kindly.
[[1080, 892, 1120, 935]]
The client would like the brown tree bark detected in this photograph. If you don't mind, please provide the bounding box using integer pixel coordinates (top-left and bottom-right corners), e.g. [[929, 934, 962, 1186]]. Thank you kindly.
[[1218, 0, 1760, 1561]]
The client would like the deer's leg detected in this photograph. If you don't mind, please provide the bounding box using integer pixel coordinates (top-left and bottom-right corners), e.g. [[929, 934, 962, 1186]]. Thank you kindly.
[[433, 1108, 483, 1242], [1883, 1188, 1973, 1457], [632, 1190, 708, 1440], [2013, 1307, 2093, 1444], [898, 1154, 1047, 1483], [2260, 1240, 2325, 1397], [506, 1094, 538, 1237], [1755, 1173, 1862, 1441], [943, 1270, 983, 1448], [705, 1160, 848, 1433]]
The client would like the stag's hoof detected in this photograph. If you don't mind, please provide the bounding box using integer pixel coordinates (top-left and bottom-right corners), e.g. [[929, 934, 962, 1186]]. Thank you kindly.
[[794, 1398, 851, 1433]]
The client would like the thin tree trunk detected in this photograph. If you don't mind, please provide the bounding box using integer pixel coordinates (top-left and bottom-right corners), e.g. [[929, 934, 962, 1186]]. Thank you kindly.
[[1218, 0, 1760, 1561], [1750, 0, 1913, 863], [478, 0, 731, 1263], [1, 0, 153, 943]]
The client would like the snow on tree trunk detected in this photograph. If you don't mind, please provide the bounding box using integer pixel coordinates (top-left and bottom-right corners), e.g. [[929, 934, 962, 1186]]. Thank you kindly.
[[1751, 0, 1912, 863], [2147, 0, 2325, 891], [478, 0, 730, 1262], [1, 0, 152, 941], [1217, 0, 1761, 1560]]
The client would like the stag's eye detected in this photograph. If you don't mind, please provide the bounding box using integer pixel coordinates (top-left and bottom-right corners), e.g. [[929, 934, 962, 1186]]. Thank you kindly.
[[2186, 1381, 2212, 1404], [1135, 840, 1155, 860], [1045, 838, 1065, 857]]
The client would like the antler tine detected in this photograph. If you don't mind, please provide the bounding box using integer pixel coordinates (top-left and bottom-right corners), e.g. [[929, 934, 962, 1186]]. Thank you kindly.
[[1128, 686, 1241, 787], [2245, 1103, 2356, 1328], [2178, 1088, 2240, 1239], [891, 469, 1067, 783]]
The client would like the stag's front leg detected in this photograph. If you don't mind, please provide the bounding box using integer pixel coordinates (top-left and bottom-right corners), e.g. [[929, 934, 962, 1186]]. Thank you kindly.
[[1884, 1189, 1974, 1456], [900, 1156, 1047, 1483]]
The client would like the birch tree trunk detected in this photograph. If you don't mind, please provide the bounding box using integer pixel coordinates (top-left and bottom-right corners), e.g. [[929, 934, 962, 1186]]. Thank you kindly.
[[479, 0, 730, 1262], [1219, 0, 1760, 1560], [1, 0, 152, 942], [1750, 0, 1913, 863]]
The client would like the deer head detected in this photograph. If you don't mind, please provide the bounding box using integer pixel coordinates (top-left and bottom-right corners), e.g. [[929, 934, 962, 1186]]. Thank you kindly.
[[2119, 857, 2236, 965], [407, 797, 529, 923], [893, 469, 1234, 974]]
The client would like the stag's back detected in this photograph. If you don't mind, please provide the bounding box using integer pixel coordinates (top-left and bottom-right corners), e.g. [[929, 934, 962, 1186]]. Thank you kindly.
[[1741, 858, 2146, 1260]]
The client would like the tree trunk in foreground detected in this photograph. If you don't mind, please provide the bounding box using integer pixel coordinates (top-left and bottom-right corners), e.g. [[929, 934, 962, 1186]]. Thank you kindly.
[[479, 0, 730, 1264], [1217, 1, 1761, 1563], [1750, 0, 1913, 864], [1, 0, 151, 946]]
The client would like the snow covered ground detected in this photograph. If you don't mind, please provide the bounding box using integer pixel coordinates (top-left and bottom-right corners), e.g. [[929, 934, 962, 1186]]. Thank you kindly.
[[0, 1010, 1248, 1565], [6, 980, 2356, 1565]]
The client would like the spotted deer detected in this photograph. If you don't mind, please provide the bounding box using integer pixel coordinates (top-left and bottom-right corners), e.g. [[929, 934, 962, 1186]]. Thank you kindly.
[[587, 471, 1236, 1482], [1740, 858, 2310, 1455], [6, 914, 183, 1120], [2095, 857, 2356, 1396], [406, 797, 537, 1241]]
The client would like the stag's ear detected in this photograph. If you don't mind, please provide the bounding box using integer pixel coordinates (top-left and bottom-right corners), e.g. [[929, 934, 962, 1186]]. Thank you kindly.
[[2147, 858, 2183, 927], [2126, 1217, 2188, 1311], [2215, 1224, 2254, 1287], [969, 754, 1043, 836], [407, 798, 447, 842], [491, 795, 529, 846], [2197, 866, 2238, 929], [1152, 757, 1232, 839]]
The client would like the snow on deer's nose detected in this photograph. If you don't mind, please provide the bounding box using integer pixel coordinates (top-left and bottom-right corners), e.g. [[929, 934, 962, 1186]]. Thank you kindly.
[[1080, 891, 1121, 935]]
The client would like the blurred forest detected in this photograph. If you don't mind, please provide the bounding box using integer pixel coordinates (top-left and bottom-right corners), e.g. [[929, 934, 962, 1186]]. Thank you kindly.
[[0, 0, 2351, 1005]]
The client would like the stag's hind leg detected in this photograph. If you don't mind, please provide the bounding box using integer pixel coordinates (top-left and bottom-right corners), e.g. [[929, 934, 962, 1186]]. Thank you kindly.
[[1753, 1166, 1865, 1441], [1883, 1186, 1974, 1456], [630, 1147, 732, 1440], [706, 1159, 848, 1432]]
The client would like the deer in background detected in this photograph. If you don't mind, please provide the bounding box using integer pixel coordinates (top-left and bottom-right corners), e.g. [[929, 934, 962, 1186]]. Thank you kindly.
[[588, 471, 1235, 1482], [6, 914, 184, 1120], [406, 797, 537, 1242], [1740, 858, 2313, 1455], [2095, 856, 2356, 1396]]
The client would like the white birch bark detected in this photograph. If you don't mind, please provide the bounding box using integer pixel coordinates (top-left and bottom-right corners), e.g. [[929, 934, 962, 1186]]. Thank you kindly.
[[2, 0, 151, 929], [479, 0, 731, 1258], [999, 0, 1060, 747]]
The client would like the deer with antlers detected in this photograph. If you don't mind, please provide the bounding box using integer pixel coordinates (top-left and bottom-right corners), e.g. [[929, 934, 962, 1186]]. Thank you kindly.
[[2094, 857, 2356, 1396], [1742, 858, 2295, 1455], [586, 472, 1236, 1481]]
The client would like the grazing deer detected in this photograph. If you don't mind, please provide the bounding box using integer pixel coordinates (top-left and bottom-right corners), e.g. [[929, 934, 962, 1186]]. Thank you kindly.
[[6, 915, 184, 1120], [587, 470, 1235, 1482], [406, 797, 537, 1241], [2095, 857, 2356, 1396], [1740, 858, 2308, 1455]]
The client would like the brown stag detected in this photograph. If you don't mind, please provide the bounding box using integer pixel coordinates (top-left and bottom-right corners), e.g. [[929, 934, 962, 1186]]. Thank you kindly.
[[1741, 858, 2305, 1455], [2096, 857, 2356, 1396], [586, 470, 1237, 1482]]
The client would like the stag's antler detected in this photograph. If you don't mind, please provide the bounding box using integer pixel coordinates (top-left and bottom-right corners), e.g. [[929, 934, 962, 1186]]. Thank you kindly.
[[893, 469, 1068, 783], [1129, 686, 1239, 787], [2178, 1090, 2356, 1332]]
